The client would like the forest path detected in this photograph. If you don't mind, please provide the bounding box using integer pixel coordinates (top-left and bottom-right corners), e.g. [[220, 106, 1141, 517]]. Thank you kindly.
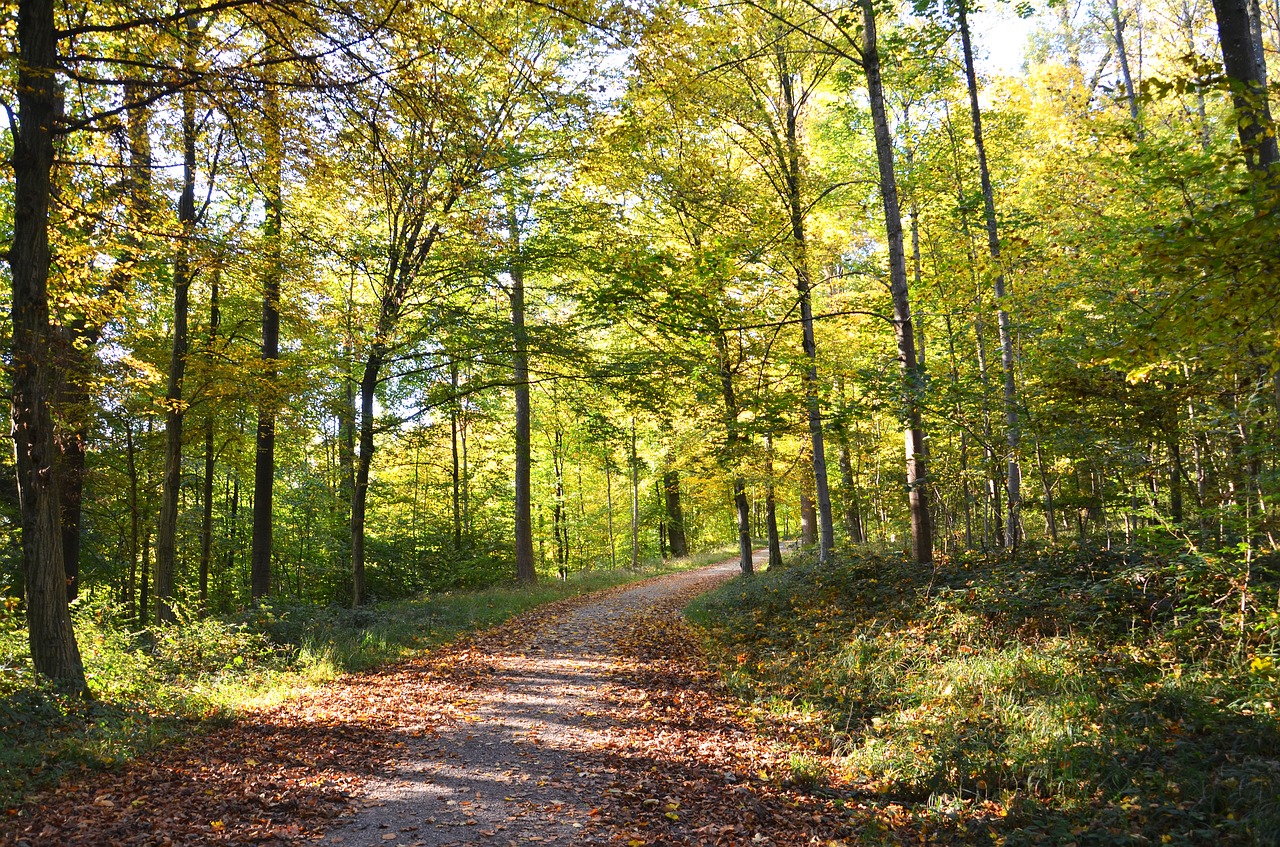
[[322, 551, 770, 847], [4, 551, 858, 847]]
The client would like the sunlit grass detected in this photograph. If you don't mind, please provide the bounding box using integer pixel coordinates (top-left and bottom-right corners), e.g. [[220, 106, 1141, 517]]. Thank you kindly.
[[689, 546, 1280, 846]]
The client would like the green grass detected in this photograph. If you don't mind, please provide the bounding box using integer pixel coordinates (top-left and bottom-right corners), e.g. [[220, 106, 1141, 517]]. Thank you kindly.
[[687, 545, 1280, 846], [0, 547, 732, 811]]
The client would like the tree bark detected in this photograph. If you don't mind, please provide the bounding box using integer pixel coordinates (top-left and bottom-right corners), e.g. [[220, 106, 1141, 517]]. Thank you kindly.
[[663, 470, 688, 557], [154, 17, 200, 625], [351, 349, 380, 606], [450, 360, 463, 551], [735, 476, 753, 575], [958, 1, 1021, 552], [199, 272, 220, 609], [10, 0, 88, 693], [630, 417, 640, 570], [1211, 0, 1279, 173], [777, 48, 835, 562], [251, 80, 283, 602], [862, 0, 934, 565], [510, 211, 536, 584], [1108, 0, 1142, 126], [765, 436, 783, 568]]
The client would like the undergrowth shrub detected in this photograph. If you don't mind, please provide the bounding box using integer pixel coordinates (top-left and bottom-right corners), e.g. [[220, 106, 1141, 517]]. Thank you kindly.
[[689, 545, 1280, 846]]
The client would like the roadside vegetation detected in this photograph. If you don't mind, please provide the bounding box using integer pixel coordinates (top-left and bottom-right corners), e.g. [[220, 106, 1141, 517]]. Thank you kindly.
[[0, 549, 727, 811], [688, 545, 1280, 846]]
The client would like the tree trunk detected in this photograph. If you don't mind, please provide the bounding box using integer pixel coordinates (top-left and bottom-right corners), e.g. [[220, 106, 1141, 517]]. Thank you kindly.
[[630, 417, 640, 570], [1108, 0, 1142, 126], [553, 429, 566, 567], [663, 470, 688, 557], [9, 0, 88, 696], [351, 350, 380, 606], [125, 422, 140, 619], [777, 48, 835, 562], [199, 272, 220, 610], [251, 81, 283, 602], [862, 0, 934, 565], [1211, 0, 1279, 172], [734, 476, 753, 575], [605, 458, 616, 568], [958, 1, 1021, 552], [510, 215, 536, 584], [800, 452, 818, 547], [450, 360, 463, 550], [765, 435, 783, 569], [154, 19, 200, 625]]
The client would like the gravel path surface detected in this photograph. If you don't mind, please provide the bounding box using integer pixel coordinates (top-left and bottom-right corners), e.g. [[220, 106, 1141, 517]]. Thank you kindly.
[[321, 552, 763, 847]]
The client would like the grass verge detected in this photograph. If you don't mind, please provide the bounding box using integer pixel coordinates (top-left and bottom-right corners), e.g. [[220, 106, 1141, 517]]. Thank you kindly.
[[0, 547, 731, 810], [687, 545, 1280, 846]]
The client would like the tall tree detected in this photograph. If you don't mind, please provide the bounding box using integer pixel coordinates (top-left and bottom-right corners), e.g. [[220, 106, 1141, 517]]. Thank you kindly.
[[861, 0, 934, 565], [154, 14, 202, 624], [954, 0, 1022, 549], [9, 0, 88, 693], [250, 75, 284, 601]]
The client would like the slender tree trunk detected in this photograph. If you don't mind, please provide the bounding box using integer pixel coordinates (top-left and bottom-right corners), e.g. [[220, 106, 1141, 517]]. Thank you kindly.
[[778, 49, 835, 562], [663, 470, 688, 557], [958, 1, 1021, 552], [862, 0, 934, 565], [735, 476, 753, 575], [510, 216, 536, 584], [1108, 0, 1142, 125], [251, 81, 283, 602], [351, 351, 380, 606], [199, 272, 220, 609], [630, 417, 640, 570], [125, 422, 140, 620], [766, 435, 783, 569], [605, 458, 616, 568], [1034, 434, 1059, 543], [450, 360, 462, 550], [155, 21, 200, 624], [553, 429, 566, 567]]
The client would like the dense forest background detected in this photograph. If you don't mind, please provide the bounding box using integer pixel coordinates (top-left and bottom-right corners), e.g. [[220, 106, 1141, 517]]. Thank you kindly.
[[1, 0, 1277, 697]]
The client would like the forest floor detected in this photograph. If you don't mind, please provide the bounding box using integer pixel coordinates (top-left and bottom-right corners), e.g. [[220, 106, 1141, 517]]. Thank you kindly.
[[1, 552, 863, 847]]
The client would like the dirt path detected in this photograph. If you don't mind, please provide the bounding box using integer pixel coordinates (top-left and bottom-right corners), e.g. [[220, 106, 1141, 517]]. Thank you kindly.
[[4, 553, 858, 847], [322, 553, 757, 847]]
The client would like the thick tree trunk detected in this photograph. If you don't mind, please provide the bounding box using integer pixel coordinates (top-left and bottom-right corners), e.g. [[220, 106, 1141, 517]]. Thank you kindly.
[[800, 455, 818, 547], [958, 1, 1021, 552], [1211, 0, 1279, 172], [9, 0, 87, 693], [862, 0, 934, 565], [663, 470, 688, 557], [251, 83, 283, 602]]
